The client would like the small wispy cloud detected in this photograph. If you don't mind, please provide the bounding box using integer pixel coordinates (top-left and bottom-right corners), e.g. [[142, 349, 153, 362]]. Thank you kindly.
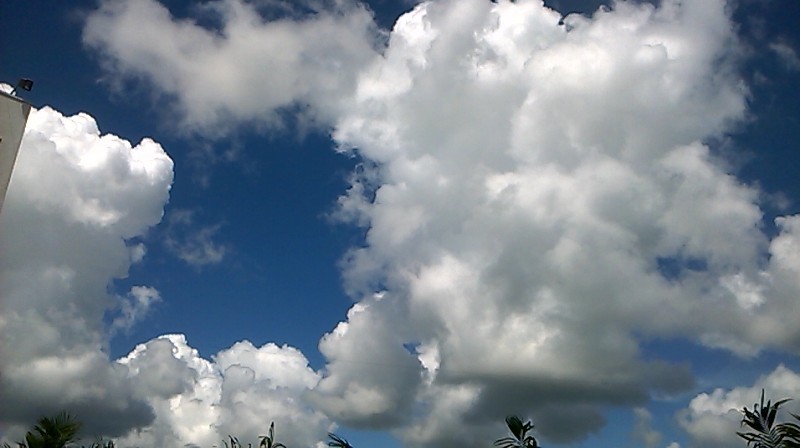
[[163, 209, 227, 267], [631, 408, 663, 448], [770, 40, 800, 71], [110, 286, 162, 334]]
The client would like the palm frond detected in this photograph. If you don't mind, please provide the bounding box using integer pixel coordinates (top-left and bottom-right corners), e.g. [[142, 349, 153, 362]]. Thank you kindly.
[[738, 390, 793, 448], [327, 433, 354, 448], [258, 422, 287, 448], [23, 412, 82, 448], [778, 413, 800, 448], [494, 416, 538, 448]]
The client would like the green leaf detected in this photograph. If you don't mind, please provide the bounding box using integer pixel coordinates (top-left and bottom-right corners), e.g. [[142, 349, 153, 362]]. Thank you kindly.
[[327, 433, 354, 448]]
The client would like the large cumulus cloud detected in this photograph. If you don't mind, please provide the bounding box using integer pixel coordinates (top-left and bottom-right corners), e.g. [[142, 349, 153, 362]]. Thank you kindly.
[[0, 97, 331, 446], [113, 335, 330, 448], [325, 0, 800, 445], [75, 0, 800, 446], [0, 98, 173, 437]]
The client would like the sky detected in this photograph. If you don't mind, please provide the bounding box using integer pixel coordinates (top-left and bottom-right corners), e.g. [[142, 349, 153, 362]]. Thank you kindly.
[[1, 0, 800, 447]]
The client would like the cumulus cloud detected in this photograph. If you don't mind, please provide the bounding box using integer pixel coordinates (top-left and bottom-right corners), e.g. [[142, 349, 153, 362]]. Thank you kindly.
[[77, 0, 800, 446], [114, 335, 330, 448], [309, 295, 423, 428], [679, 365, 800, 448], [0, 99, 330, 447], [0, 101, 173, 437], [324, 0, 800, 444], [83, 0, 381, 133]]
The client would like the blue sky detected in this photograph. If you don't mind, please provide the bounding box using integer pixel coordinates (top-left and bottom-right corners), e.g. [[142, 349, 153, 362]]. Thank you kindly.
[[2, 1, 800, 447]]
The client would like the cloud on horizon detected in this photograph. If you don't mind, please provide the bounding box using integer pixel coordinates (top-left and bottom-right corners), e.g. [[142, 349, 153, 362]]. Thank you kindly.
[[679, 365, 800, 447]]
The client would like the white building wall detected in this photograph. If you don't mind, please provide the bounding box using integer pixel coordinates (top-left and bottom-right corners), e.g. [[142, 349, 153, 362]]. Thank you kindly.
[[0, 90, 31, 214]]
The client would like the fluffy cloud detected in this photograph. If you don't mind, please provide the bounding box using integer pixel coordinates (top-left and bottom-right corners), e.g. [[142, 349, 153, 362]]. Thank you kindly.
[[114, 335, 330, 448], [83, 0, 381, 133], [309, 296, 423, 428], [0, 101, 173, 437], [326, 0, 800, 444], [0, 98, 330, 446], [679, 365, 800, 448], [78, 0, 800, 446]]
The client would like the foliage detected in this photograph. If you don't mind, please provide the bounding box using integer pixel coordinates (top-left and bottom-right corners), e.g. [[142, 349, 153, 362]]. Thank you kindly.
[[326, 433, 353, 448], [494, 415, 539, 448], [83, 442, 115, 448], [258, 423, 286, 448], [220, 435, 246, 448], [1, 412, 82, 448], [25, 402, 800, 448], [0, 412, 114, 448], [779, 413, 800, 448], [738, 389, 800, 448], [217, 422, 285, 448]]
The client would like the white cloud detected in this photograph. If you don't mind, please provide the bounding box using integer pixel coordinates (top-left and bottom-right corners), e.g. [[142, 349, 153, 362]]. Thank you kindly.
[[83, 0, 381, 134], [0, 102, 173, 438], [0, 100, 329, 447], [75, 0, 800, 446], [163, 208, 227, 267], [111, 285, 162, 333], [324, 0, 800, 444], [632, 407, 663, 448], [679, 365, 800, 448], [769, 40, 800, 72], [309, 295, 423, 428], [114, 335, 330, 448]]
